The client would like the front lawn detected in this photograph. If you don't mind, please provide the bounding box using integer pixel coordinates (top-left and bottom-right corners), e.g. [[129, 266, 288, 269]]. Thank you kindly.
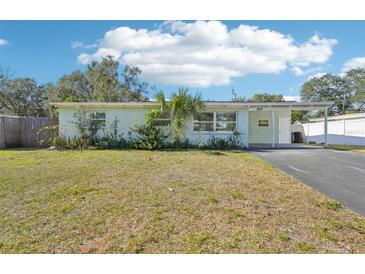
[[0, 149, 364, 253]]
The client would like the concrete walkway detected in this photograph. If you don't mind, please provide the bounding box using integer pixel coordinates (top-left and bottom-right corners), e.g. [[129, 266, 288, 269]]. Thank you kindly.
[[251, 146, 365, 216]]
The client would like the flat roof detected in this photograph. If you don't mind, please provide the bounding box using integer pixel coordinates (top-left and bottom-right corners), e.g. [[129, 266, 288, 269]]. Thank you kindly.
[[49, 101, 332, 110]]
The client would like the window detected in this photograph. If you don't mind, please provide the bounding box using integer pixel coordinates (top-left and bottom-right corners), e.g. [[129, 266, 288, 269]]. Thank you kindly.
[[193, 112, 214, 131], [258, 119, 269, 127], [90, 112, 106, 127], [156, 112, 171, 127], [194, 112, 237, 132], [216, 112, 236, 131]]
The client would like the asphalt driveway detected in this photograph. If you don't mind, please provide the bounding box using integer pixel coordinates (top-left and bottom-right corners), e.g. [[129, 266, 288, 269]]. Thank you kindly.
[[251, 145, 365, 216]]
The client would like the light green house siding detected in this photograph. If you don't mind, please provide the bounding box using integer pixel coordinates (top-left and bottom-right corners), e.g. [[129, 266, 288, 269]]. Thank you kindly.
[[58, 106, 250, 147], [58, 106, 291, 147], [248, 109, 291, 144], [59, 107, 154, 139]]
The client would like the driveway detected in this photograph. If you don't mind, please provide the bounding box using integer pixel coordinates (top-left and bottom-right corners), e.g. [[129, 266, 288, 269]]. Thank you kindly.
[[251, 145, 365, 216]]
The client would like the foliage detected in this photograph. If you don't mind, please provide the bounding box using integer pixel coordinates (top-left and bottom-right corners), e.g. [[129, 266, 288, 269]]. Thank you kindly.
[[247, 93, 284, 102], [0, 71, 50, 116], [121, 65, 149, 101], [132, 109, 169, 150], [291, 110, 309, 123], [145, 109, 164, 127], [301, 73, 352, 115], [47, 71, 92, 102], [206, 132, 242, 150], [50, 57, 149, 103], [51, 136, 91, 150], [97, 117, 131, 149], [300, 68, 365, 115], [155, 87, 205, 144], [345, 68, 365, 111], [1, 57, 150, 117], [65, 110, 104, 146]]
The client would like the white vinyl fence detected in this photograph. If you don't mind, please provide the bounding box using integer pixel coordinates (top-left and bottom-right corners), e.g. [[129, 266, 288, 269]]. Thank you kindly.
[[302, 113, 365, 146]]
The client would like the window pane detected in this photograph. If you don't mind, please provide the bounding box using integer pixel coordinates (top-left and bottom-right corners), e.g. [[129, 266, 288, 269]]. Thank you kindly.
[[258, 119, 269, 127], [216, 122, 236, 131], [94, 112, 105, 119], [194, 112, 213, 122], [193, 122, 214, 131], [156, 120, 170, 127], [216, 112, 236, 122]]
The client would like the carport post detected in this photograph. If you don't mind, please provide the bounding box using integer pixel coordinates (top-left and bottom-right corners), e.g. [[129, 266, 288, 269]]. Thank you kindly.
[[324, 108, 328, 148], [272, 109, 275, 148]]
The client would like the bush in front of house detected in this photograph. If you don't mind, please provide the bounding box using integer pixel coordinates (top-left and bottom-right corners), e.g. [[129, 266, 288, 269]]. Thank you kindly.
[[49, 109, 244, 150], [132, 109, 169, 150]]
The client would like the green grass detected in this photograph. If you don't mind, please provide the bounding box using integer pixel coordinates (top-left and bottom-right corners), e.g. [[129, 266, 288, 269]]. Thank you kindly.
[[0, 149, 365, 253], [327, 144, 365, 153], [310, 144, 365, 154]]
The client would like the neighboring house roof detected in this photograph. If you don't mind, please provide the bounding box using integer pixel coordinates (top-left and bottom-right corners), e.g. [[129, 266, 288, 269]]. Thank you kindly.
[[309, 112, 365, 122], [49, 101, 332, 110]]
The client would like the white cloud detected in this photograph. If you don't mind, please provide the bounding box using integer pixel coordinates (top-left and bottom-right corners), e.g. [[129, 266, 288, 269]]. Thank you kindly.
[[342, 57, 365, 71], [77, 21, 337, 87], [0, 39, 8, 46], [71, 40, 100, 49], [77, 48, 121, 64], [308, 72, 326, 80], [292, 35, 337, 67], [290, 66, 305, 76], [284, 96, 301, 102]]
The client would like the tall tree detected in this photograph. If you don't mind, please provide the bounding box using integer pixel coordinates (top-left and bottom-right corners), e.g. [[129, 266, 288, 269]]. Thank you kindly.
[[300, 73, 353, 115], [86, 56, 121, 102], [156, 88, 205, 144], [48, 57, 149, 102], [345, 68, 365, 111], [248, 93, 284, 102], [49, 71, 92, 102], [121, 65, 149, 101], [0, 74, 49, 116]]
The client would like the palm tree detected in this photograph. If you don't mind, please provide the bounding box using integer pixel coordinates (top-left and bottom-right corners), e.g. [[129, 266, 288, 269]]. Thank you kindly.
[[155, 87, 205, 144]]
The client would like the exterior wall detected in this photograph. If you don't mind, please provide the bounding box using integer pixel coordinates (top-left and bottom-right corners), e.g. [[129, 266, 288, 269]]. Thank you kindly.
[[184, 107, 249, 147], [303, 116, 365, 146], [58, 106, 294, 147], [248, 109, 291, 144], [58, 106, 249, 147], [59, 107, 153, 139]]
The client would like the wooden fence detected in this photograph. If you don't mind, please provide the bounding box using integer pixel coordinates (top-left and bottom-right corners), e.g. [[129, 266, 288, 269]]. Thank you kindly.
[[0, 115, 58, 148]]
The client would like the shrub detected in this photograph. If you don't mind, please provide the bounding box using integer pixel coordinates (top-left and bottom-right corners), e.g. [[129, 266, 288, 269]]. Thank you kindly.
[[96, 117, 132, 149], [132, 124, 168, 150], [132, 109, 169, 150], [73, 110, 102, 144], [51, 136, 90, 149]]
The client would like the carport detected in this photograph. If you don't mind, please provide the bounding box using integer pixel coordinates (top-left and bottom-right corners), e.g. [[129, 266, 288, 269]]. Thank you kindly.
[[247, 102, 332, 148]]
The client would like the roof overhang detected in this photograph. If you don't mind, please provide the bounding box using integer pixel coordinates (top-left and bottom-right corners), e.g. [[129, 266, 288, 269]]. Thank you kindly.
[[49, 101, 333, 111]]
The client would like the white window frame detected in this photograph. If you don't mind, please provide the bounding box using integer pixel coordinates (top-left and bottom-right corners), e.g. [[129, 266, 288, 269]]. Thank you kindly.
[[193, 111, 237, 133], [156, 117, 171, 127], [90, 111, 106, 128]]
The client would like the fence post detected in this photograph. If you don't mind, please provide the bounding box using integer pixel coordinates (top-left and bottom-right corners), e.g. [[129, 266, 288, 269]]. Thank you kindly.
[[0, 116, 5, 149]]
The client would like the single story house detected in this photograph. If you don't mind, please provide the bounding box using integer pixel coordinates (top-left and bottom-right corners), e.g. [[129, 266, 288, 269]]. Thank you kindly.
[[302, 112, 365, 146], [50, 101, 332, 148]]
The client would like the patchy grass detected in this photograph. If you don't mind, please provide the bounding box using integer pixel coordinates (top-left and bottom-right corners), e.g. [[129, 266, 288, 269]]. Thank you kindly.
[[328, 144, 365, 154], [0, 149, 365, 253], [318, 199, 343, 211]]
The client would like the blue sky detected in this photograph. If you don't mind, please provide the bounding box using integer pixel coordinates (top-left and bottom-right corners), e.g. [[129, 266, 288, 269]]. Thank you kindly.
[[1, 20, 365, 101]]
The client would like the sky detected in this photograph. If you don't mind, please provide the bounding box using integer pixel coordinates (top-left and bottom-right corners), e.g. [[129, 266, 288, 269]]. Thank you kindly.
[[1, 20, 365, 101]]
